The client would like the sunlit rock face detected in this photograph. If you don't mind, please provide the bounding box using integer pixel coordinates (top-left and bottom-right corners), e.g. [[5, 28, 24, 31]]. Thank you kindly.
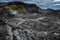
[[8, 9, 18, 14]]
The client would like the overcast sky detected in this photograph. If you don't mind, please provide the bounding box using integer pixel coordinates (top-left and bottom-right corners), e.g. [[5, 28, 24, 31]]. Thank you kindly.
[[0, 0, 60, 9]]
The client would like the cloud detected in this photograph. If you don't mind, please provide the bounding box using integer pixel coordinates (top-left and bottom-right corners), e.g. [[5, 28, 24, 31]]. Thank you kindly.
[[54, 0, 60, 2]]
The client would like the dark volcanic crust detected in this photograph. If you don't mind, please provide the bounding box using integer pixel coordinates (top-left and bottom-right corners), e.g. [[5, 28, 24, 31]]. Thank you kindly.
[[0, 1, 60, 40]]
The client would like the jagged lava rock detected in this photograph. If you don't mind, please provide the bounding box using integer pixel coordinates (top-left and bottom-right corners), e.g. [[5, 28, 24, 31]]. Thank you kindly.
[[0, 1, 60, 40]]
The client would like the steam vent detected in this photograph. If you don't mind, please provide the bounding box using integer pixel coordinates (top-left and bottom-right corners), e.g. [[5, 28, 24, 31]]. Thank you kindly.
[[0, 1, 60, 40]]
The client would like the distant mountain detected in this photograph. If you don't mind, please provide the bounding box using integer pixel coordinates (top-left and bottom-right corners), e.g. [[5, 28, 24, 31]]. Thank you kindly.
[[0, 2, 40, 13]]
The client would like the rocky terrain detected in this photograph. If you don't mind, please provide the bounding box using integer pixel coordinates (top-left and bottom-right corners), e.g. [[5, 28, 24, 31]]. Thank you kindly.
[[0, 2, 60, 40]]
